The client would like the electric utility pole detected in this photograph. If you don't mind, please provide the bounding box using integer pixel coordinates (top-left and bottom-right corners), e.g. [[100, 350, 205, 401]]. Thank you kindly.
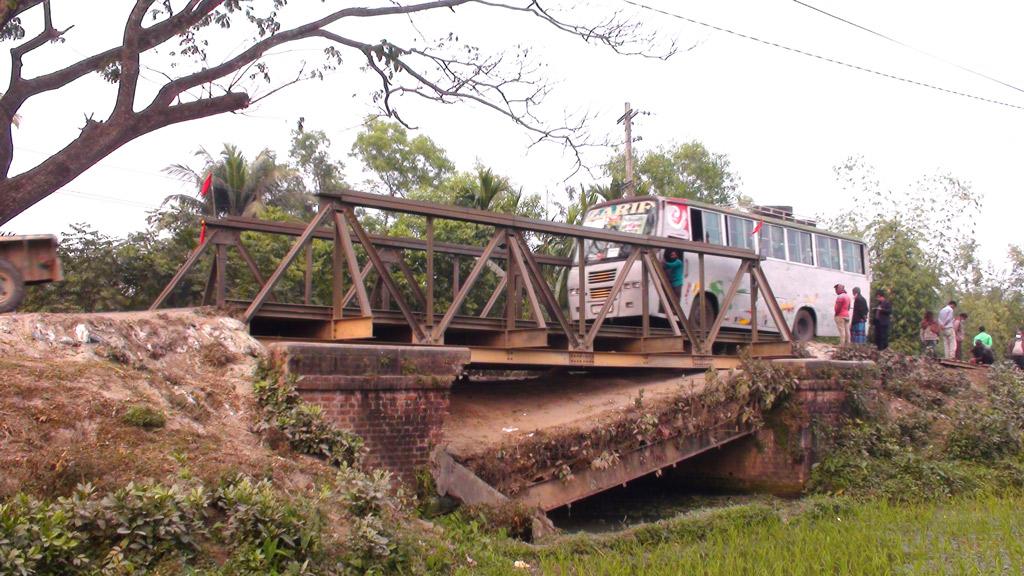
[[617, 102, 640, 197]]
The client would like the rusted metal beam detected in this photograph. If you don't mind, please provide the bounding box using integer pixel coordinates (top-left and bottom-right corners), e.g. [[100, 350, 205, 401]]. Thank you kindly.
[[512, 233, 580, 350], [234, 239, 266, 289], [426, 217, 434, 327], [341, 206, 426, 343], [750, 261, 759, 343], [303, 243, 313, 305], [751, 263, 794, 342], [326, 189, 762, 261], [205, 216, 572, 266], [431, 231, 503, 343], [151, 229, 218, 310], [577, 238, 585, 342], [244, 207, 333, 324], [480, 274, 507, 318], [584, 249, 639, 350], [643, 251, 699, 347], [215, 242, 227, 307], [333, 210, 372, 317], [704, 260, 752, 352], [394, 251, 427, 309], [507, 232, 547, 329]]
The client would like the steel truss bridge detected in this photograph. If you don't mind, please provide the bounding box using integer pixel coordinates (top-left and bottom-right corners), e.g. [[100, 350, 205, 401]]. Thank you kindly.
[[152, 190, 794, 369]]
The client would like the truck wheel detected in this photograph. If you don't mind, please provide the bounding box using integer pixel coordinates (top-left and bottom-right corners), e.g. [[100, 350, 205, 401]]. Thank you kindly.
[[0, 259, 25, 313], [792, 308, 816, 342]]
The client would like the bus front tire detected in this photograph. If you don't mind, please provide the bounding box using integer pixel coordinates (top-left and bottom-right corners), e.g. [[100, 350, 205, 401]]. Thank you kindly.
[[792, 309, 816, 342]]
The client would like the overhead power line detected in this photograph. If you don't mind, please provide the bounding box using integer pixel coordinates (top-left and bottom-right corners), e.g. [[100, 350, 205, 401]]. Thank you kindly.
[[622, 0, 1024, 111], [791, 0, 1024, 96]]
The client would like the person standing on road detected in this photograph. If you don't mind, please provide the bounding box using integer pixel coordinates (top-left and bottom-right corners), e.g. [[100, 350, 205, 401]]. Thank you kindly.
[[954, 312, 968, 360], [833, 284, 852, 346], [937, 300, 957, 359], [919, 311, 940, 358], [851, 286, 869, 345], [663, 249, 684, 301], [1009, 327, 1024, 370], [873, 290, 893, 351]]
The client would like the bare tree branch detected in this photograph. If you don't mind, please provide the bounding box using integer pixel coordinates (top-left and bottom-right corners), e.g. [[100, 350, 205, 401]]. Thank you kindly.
[[0, 0, 669, 223]]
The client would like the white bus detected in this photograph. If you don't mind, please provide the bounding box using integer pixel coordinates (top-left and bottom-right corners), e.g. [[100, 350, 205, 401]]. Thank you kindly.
[[566, 196, 870, 341]]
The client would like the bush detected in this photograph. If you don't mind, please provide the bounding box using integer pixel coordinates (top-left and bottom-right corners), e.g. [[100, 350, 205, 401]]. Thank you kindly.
[[252, 364, 364, 467], [212, 476, 325, 574], [0, 481, 206, 576], [121, 404, 166, 429], [945, 364, 1024, 461]]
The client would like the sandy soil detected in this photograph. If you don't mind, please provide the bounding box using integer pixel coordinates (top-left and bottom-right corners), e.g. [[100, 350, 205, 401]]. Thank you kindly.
[[0, 309, 332, 499], [444, 370, 707, 458]]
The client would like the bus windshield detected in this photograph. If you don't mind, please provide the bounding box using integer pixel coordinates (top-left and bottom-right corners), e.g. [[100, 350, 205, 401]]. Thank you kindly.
[[580, 200, 657, 262]]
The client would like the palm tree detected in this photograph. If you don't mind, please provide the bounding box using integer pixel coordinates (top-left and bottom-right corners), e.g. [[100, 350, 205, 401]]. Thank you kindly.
[[455, 167, 514, 212], [163, 145, 293, 218]]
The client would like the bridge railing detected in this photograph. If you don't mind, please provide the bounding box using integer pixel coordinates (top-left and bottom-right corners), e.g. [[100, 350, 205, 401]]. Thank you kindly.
[[152, 190, 793, 355]]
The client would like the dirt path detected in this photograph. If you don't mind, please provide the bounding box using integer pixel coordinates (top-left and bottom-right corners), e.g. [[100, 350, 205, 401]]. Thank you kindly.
[[444, 370, 707, 458]]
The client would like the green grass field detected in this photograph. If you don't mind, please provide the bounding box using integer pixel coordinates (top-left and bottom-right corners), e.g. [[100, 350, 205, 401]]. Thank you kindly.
[[441, 494, 1024, 575]]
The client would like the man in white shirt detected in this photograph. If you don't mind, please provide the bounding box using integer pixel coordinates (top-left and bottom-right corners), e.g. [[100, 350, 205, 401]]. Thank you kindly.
[[937, 300, 957, 360]]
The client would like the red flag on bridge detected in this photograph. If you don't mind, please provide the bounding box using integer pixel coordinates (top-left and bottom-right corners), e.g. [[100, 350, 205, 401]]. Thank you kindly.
[[197, 220, 207, 245], [199, 172, 213, 197]]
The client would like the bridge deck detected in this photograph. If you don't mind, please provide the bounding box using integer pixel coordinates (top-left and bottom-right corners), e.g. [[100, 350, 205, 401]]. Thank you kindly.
[[241, 300, 790, 370]]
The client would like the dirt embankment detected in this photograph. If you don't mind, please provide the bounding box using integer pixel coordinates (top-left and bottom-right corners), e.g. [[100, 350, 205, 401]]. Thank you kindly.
[[0, 309, 334, 499]]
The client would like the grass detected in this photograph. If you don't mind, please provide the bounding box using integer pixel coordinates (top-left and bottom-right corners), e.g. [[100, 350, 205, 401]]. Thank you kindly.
[[436, 494, 1024, 575], [121, 403, 166, 429]]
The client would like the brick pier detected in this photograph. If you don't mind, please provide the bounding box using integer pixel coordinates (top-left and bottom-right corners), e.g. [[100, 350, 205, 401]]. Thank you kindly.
[[668, 359, 871, 494], [268, 342, 470, 479]]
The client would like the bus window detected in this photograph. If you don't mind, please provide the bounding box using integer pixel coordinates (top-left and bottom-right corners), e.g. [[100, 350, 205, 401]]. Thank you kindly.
[[726, 215, 755, 250], [842, 240, 865, 274], [759, 224, 786, 259], [816, 235, 841, 270], [786, 229, 814, 265], [702, 211, 724, 245]]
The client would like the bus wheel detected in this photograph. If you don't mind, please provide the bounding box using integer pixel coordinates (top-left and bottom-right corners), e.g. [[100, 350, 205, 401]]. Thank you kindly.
[[792, 309, 815, 342], [690, 294, 718, 332]]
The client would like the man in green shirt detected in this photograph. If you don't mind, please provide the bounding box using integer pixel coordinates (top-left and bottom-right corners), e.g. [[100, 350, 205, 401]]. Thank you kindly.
[[663, 249, 684, 300], [973, 326, 993, 349]]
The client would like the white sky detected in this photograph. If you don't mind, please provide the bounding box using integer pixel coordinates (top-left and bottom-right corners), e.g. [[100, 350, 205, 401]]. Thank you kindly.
[[2, 0, 1022, 269]]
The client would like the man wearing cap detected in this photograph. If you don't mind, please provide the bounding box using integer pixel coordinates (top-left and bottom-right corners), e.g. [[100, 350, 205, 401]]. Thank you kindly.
[[833, 283, 852, 347]]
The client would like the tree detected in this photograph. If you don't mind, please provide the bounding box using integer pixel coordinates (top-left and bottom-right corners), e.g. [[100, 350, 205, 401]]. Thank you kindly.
[[826, 157, 993, 353], [289, 120, 347, 198], [604, 141, 740, 204], [0, 1, 670, 224], [163, 144, 294, 218], [351, 118, 454, 197]]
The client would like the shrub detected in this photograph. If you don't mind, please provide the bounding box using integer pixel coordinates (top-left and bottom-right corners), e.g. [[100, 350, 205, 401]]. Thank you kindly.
[[946, 364, 1024, 461], [121, 404, 166, 429], [252, 365, 364, 467], [212, 476, 325, 573], [0, 481, 207, 575]]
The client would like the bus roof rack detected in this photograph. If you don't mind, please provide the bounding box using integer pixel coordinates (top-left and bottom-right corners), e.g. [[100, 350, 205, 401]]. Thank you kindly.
[[750, 205, 817, 228]]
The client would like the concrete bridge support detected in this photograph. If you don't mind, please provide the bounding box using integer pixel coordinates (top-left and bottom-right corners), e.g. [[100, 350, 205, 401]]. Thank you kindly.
[[268, 342, 470, 480]]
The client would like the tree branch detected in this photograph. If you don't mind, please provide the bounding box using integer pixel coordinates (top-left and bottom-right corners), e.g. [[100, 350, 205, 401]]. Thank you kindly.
[[113, 0, 156, 118], [0, 0, 44, 35]]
